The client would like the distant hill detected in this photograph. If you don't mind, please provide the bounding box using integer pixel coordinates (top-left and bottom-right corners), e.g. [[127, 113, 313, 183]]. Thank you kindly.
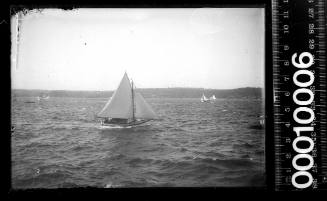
[[12, 87, 263, 99]]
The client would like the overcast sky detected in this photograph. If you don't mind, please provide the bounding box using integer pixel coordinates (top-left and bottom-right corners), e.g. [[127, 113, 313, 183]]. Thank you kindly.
[[11, 8, 265, 91]]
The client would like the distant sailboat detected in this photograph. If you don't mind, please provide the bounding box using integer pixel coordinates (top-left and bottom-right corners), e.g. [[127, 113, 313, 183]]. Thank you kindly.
[[200, 94, 209, 102], [96, 72, 157, 127], [259, 115, 265, 127], [209, 95, 216, 101], [37, 94, 50, 101]]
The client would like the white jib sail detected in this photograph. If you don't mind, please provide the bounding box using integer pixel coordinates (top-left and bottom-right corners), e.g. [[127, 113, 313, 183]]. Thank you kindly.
[[134, 92, 157, 119], [97, 73, 133, 119]]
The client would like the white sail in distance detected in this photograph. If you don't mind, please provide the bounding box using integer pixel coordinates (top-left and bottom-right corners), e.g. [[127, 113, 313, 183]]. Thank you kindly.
[[201, 94, 208, 102], [97, 73, 133, 119], [210, 95, 216, 100]]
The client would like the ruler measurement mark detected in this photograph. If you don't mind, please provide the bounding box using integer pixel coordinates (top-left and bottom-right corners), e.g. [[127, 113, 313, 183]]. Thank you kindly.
[[272, 0, 326, 191]]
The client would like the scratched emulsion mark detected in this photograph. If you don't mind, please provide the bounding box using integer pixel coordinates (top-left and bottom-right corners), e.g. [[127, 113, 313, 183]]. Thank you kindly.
[[11, 8, 28, 71], [11, 8, 44, 70], [14, 12, 22, 71]]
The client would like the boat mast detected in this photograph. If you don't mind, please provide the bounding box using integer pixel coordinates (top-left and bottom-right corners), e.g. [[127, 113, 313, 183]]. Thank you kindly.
[[131, 79, 135, 121]]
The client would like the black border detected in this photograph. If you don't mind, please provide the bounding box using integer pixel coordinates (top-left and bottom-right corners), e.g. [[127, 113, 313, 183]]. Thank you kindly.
[[3, 0, 275, 199]]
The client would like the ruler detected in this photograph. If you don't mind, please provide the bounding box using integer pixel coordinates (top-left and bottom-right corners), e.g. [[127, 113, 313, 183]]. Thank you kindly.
[[272, 0, 326, 190]]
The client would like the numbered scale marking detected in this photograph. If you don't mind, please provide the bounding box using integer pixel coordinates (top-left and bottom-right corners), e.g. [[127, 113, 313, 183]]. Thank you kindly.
[[272, 0, 326, 190]]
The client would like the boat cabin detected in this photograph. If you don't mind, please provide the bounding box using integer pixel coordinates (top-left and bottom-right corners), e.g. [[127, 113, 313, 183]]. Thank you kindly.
[[104, 118, 129, 124]]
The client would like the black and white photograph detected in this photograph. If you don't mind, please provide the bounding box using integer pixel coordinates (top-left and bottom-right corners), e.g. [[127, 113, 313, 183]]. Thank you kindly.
[[11, 8, 265, 188]]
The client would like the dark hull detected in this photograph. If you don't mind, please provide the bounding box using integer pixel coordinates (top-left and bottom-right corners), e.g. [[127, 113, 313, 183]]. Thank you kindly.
[[100, 119, 151, 127]]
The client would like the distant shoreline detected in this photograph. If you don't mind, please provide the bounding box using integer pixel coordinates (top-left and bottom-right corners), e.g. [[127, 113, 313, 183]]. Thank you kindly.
[[12, 87, 263, 99]]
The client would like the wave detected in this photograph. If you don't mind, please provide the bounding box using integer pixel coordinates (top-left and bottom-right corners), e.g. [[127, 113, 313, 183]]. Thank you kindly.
[[233, 142, 255, 149], [12, 97, 265, 188], [254, 150, 264, 155], [106, 153, 125, 161], [38, 169, 72, 180], [126, 157, 156, 167], [104, 182, 123, 188], [248, 124, 264, 130], [60, 182, 88, 188], [195, 157, 258, 169], [123, 156, 258, 175], [13, 169, 73, 188], [99, 169, 123, 177], [218, 172, 265, 186], [23, 141, 54, 150], [69, 144, 95, 152]]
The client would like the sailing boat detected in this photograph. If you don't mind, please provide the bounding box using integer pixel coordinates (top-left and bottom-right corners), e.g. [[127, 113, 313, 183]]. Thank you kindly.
[[96, 72, 157, 127], [259, 115, 265, 127], [200, 94, 209, 102], [37, 94, 50, 101], [209, 95, 216, 101]]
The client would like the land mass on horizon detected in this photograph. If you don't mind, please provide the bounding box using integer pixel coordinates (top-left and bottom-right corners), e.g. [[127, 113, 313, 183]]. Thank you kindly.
[[12, 87, 263, 99]]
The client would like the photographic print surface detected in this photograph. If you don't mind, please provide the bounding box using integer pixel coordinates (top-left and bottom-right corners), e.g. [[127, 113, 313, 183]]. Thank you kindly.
[[11, 8, 265, 188]]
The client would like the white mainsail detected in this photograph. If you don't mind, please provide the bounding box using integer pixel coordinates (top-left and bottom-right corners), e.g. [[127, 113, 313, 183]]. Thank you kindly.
[[97, 73, 133, 119], [134, 92, 157, 119], [97, 72, 157, 120]]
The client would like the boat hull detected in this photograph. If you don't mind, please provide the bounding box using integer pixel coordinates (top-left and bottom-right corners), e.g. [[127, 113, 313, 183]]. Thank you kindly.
[[201, 100, 210, 103], [100, 119, 151, 128]]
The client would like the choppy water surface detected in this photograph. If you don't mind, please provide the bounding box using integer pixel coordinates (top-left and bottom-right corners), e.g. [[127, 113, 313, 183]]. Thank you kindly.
[[11, 97, 265, 188]]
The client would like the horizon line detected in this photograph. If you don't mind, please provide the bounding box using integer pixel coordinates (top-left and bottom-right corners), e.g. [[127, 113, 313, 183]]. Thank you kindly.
[[12, 86, 263, 92]]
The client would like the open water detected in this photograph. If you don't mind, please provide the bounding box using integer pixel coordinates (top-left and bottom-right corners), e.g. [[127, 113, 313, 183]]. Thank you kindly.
[[11, 97, 265, 188]]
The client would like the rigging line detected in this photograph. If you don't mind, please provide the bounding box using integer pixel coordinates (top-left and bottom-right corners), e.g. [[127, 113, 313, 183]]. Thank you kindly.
[[131, 79, 135, 121]]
